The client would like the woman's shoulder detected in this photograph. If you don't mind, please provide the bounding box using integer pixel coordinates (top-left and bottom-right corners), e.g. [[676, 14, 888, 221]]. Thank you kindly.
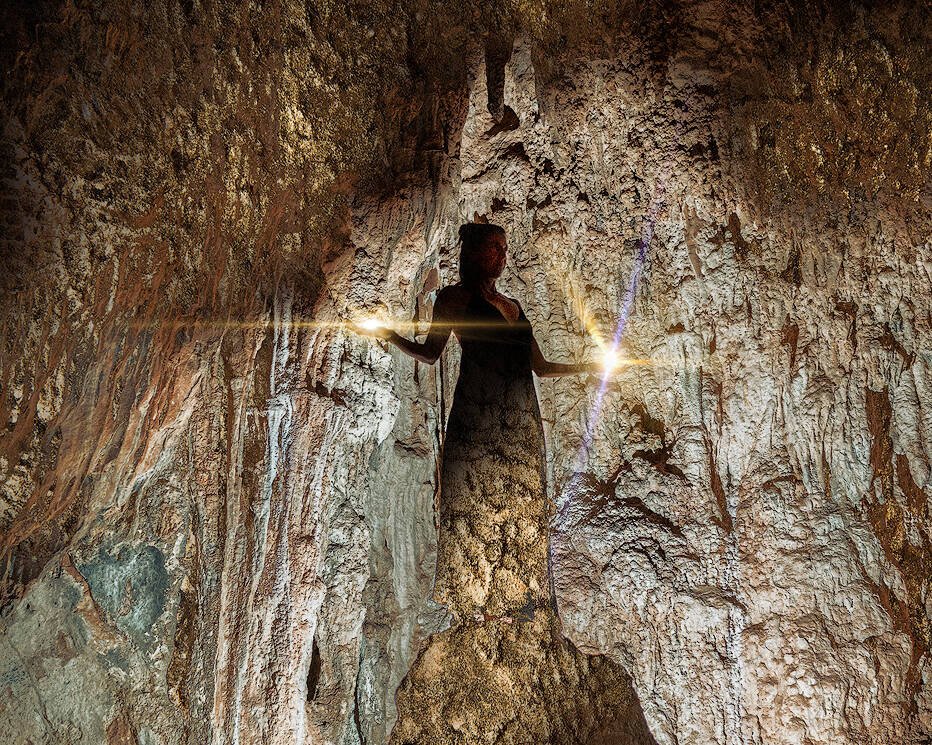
[[433, 283, 470, 314], [435, 284, 522, 311], [436, 283, 470, 302]]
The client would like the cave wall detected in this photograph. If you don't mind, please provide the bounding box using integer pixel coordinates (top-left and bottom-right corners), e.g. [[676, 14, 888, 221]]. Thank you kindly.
[[1, 1, 930, 744]]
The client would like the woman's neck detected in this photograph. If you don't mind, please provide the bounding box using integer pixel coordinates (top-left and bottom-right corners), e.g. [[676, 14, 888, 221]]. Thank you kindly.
[[476, 279, 497, 296]]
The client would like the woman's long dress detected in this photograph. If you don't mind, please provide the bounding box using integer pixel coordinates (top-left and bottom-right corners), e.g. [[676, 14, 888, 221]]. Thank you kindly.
[[431, 291, 550, 620], [390, 289, 656, 745]]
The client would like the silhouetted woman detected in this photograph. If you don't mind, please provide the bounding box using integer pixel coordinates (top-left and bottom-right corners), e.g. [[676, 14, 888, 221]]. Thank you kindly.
[[364, 224, 655, 745], [364, 222, 602, 624]]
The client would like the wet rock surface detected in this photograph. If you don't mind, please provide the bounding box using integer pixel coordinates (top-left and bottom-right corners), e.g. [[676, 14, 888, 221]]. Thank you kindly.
[[1, 1, 930, 744]]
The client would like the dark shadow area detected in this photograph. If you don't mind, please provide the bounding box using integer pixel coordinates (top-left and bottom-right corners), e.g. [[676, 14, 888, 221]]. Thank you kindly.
[[307, 637, 322, 702]]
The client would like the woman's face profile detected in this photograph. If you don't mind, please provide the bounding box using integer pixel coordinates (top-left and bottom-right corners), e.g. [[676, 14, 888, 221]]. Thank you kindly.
[[481, 232, 507, 279]]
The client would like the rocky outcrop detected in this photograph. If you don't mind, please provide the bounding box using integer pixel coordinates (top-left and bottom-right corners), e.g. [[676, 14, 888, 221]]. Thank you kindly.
[[1, 2, 929, 744]]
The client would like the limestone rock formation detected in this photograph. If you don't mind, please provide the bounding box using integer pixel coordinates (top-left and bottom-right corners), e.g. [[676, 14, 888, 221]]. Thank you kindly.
[[1, 2, 929, 744], [391, 613, 655, 745]]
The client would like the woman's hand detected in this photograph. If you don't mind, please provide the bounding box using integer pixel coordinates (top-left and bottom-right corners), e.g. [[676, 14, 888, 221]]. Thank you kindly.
[[531, 334, 624, 378], [353, 321, 394, 341], [353, 315, 396, 341], [352, 291, 456, 364]]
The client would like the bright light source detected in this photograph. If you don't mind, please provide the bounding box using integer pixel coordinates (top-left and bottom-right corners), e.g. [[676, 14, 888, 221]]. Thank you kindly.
[[358, 317, 384, 331], [601, 347, 621, 371]]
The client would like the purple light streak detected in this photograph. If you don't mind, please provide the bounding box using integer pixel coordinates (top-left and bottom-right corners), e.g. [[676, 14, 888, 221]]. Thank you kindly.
[[573, 181, 667, 470]]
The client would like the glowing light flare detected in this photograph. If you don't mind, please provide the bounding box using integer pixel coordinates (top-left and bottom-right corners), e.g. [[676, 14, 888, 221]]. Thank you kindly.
[[564, 279, 607, 351], [571, 179, 668, 469], [128, 316, 541, 335], [357, 317, 386, 331], [600, 346, 620, 372], [557, 270, 649, 371], [595, 345, 654, 374]]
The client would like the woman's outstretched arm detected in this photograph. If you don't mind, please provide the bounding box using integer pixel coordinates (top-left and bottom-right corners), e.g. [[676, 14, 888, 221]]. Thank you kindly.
[[530, 334, 604, 378], [386, 322, 449, 364], [364, 287, 460, 364], [517, 299, 604, 378]]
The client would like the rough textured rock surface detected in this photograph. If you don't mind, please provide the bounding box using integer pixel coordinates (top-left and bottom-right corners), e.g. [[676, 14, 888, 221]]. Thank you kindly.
[[391, 613, 655, 745], [1, 1, 930, 744]]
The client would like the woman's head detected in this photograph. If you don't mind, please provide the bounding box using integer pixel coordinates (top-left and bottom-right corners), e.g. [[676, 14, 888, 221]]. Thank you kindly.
[[458, 222, 507, 286]]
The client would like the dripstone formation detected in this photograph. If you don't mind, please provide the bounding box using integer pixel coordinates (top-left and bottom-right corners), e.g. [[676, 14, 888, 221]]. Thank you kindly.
[[1, 2, 929, 744]]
